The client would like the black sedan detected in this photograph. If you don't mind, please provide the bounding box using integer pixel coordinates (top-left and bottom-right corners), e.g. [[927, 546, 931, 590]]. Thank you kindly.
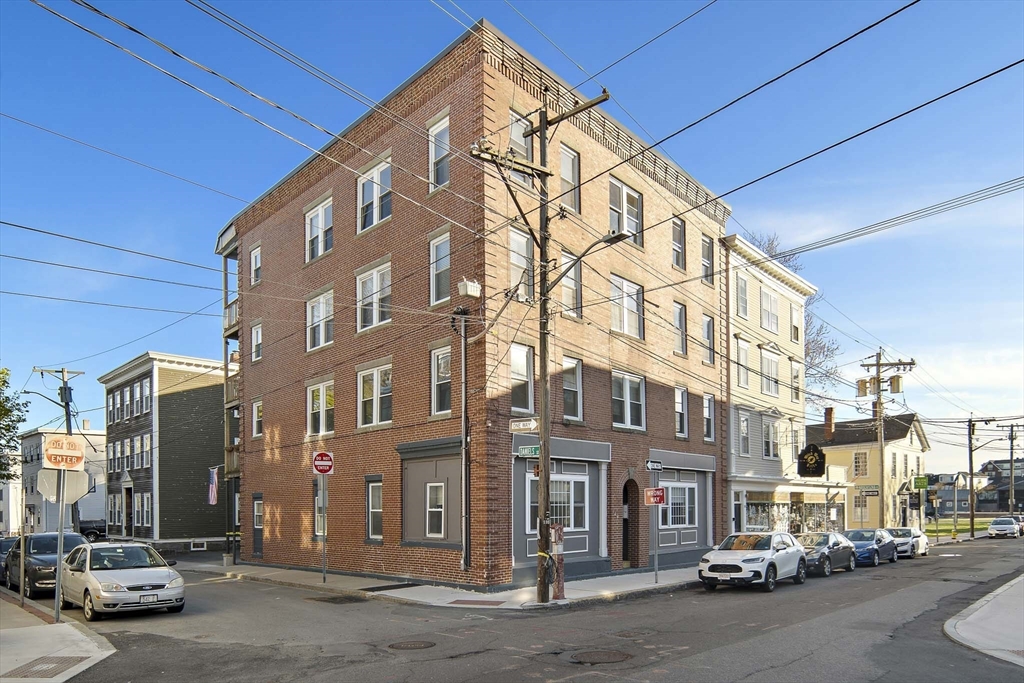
[[4, 532, 88, 599], [844, 528, 899, 566], [0, 536, 18, 583], [796, 532, 857, 576]]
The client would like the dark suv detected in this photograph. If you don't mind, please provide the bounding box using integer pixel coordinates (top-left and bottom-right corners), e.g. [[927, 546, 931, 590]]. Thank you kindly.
[[4, 532, 88, 599]]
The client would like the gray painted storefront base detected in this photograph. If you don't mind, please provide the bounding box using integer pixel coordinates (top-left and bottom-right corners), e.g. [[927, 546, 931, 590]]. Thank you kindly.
[[511, 555, 613, 586]]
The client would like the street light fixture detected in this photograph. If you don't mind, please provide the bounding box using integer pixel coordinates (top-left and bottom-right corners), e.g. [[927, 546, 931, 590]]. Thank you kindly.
[[547, 231, 630, 291]]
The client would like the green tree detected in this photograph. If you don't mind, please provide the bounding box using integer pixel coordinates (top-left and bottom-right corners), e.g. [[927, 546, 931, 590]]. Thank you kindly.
[[0, 368, 28, 483]]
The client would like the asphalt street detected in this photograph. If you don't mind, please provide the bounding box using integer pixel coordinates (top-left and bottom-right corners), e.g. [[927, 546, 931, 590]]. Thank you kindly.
[[65, 538, 1024, 683]]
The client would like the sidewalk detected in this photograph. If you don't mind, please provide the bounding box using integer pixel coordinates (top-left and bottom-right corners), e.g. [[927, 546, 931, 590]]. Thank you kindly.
[[944, 574, 1024, 668], [175, 555, 701, 609], [0, 589, 114, 682]]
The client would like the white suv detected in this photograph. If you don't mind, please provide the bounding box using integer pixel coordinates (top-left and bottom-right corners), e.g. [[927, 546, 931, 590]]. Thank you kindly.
[[698, 532, 807, 592]]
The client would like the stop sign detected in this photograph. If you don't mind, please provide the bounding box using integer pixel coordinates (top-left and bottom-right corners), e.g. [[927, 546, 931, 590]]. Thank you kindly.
[[313, 452, 334, 475]]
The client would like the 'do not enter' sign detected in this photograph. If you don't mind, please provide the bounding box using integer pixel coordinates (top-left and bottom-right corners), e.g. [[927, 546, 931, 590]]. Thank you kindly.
[[313, 452, 334, 475]]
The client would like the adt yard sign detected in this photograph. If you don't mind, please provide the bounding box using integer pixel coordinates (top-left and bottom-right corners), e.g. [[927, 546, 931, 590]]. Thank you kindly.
[[313, 452, 334, 475], [644, 487, 665, 506]]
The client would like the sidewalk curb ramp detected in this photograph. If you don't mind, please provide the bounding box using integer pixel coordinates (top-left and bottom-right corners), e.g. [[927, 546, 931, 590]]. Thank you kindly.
[[943, 573, 1024, 668]]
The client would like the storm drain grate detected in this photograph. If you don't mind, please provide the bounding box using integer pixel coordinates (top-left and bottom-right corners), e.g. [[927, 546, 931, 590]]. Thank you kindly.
[[4, 656, 89, 679], [613, 629, 654, 639], [306, 595, 366, 604], [389, 641, 436, 650], [571, 650, 632, 665]]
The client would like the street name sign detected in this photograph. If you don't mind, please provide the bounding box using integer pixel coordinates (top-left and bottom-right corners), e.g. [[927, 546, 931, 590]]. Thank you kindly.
[[518, 445, 540, 457], [855, 484, 879, 491], [862, 490, 880, 497], [644, 487, 665, 506], [313, 452, 335, 475], [645, 460, 663, 472], [42, 434, 86, 471], [509, 418, 539, 433]]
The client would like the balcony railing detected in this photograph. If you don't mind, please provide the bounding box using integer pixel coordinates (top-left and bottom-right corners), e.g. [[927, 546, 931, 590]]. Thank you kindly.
[[225, 444, 240, 477], [223, 299, 239, 329], [225, 374, 239, 405]]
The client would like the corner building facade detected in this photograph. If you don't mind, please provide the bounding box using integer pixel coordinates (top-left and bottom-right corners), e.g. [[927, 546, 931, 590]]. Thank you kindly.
[[215, 20, 731, 589]]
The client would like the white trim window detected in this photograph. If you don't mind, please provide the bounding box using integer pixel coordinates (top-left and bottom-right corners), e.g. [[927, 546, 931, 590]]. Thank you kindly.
[[763, 420, 779, 459], [674, 302, 687, 354], [737, 340, 749, 388], [252, 401, 263, 437], [367, 482, 383, 539], [429, 117, 451, 189], [250, 246, 261, 285], [510, 343, 534, 413], [703, 394, 715, 441], [123, 388, 131, 419], [143, 433, 151, 467], [307, 382, 335, 435], [659, 483, 697, 528], [610, 275, 643, 338], [854, 452, 868, 478], [134, 493, 141, 527], [672, 219, 685, 269], [510, 228, 534, 300], [612, 371, 645, 430], [562, 356, 582, 421], [739, 413, 751, 455], [143, 493, 152, 527], [114, 391, 121, 421], [430, 233, 450, 305], [251, 323, 263, 361], [559, 144, 580, 211], [431, 348, 452, 415], [359, 366, 393, 427], [106, 444, 114, 472], [791, 363, 800, 402], [307, 291, 334, 350], [761, 289, 779, 333], [853, 495, 869, 522], [674, 387, 688, 437], [133, 436, 142, 469], [358, 160, 392, 232], [306, 198, 333, 262], [253, 500, 264, 529], [142, 378, 151, 412], [509, 111, 533, 185], [609, 177, 642, 246], [702, 315, 715, 364], [107, 395, 114, 425], [761, 350, 780, 396], [358, 264, 392, 330], [791, 303, 801, 342], [560, 251, 581, 317], [133, 382, 142, 415], [124, 439, 131, 469], [114, 442, 121, 471], [107, 495, 116, 524], [736, 274, 748, 318], [701, 235, 714, 284], [426, 483, 445, 537], [528, 473, 588, 533]]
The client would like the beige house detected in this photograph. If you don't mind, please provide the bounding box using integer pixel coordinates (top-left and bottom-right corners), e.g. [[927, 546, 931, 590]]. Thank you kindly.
[[807, 410, 930, 530]]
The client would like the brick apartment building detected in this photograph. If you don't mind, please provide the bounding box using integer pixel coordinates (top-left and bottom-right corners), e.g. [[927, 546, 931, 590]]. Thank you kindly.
[[214, 19, 732, 589]]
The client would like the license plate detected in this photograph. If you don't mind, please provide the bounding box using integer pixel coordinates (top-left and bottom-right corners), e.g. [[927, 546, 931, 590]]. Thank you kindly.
[[140, 594, 158, 604], [716, 573, 732, 580]]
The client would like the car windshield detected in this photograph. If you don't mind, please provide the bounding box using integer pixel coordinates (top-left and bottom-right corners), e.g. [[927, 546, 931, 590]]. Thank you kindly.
[[796, 533, 828, 547], [887, 529, 912, 538], [90, 546, 167, 570], [28, 534, 87, 555], [992, 519, 1014, 525], [719, 534, 772, 551], [844, 530, 874, 542]]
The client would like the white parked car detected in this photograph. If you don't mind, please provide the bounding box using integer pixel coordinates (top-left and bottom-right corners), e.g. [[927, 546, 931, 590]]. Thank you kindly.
[[60, 542, 185, 621], [987, 518, 1021, 539], [887, 527, 929, 558], [698, 532, 807, 593]]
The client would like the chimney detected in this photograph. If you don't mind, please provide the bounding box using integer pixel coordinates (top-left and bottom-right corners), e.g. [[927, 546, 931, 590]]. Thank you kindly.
[[82, 419, 90, 431], [872, 400, 879, 420], [824, 407, 835, 442]]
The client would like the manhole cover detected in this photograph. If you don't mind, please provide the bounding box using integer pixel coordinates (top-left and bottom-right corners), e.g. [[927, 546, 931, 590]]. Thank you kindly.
[[571, 650, 632, 665], [613, 629, 654, 638], [306, 595, 366, 604], [389, 641, 436, 650]]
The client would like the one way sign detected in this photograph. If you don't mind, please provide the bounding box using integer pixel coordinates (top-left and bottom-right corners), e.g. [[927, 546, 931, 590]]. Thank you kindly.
[[645, 460, 663, 472], [509, 418, 539, 434]]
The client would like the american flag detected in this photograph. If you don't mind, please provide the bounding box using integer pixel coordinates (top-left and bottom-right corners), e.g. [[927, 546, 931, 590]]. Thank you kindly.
[[208, 467, 219, 505]]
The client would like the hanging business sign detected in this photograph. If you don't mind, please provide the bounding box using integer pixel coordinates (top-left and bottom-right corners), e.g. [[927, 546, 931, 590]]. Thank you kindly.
[[42, 434, 87, 471], [797, 444, 826, 477]]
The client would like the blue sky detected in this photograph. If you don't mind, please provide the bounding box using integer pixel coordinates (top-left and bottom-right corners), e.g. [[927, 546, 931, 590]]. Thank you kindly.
[[1, 0, 1021, 473]]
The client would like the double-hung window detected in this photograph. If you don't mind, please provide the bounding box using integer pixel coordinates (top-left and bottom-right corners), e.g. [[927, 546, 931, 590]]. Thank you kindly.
[[611, 371, 645, 429], [107, 395, 114, 425], [358, 264, 391, 330], [610, 275, 643, 338], [251, 324, 263, 361], [791, 303, 801, 342], [306, 199, 333, 262], [609, 177, 642, 245], [560, 251, 581, 317], [430, 234, 450, 305], [702, 315, 714, 364], [528, 473, 587, 532], [114, 391, 121, 421], [509, 112, 533, 185], [133, 382, 141, 415], [359, 366, 393, 427], [763, 420, 779, 458], [740, 414, 750, 455], [133, 436, 142, 469], [143, 493, 152, 527], [761, 289, 779, 333], [791, 364, 800, 402], [737, 340, 749, 388], [114, 442, 121, 471], [106, 444, 114, 472], [562, 356, 582, 421], [674, 303, 687, 354], [431, 348, 452, 415], [701, 236, 714, 284], [703, 395, 715, 441], [367, 482, 383, 540], [307, 291, 334, 350], [660, 483, 697, 528], [672, 219, 685, 269], [426, 483, 445, 537], [429, 117, 451, 189], [736, 275, 748, 318], [143, 433, 151, 467], [674, 387, 688, 437], [142, 378, 151, 412], [359, 160, 392, 231], [509, 228, 534, 300], [307, 382, 335, 435], [253, 500, 264, 529], [854, 452, 868, 478], [560, 145, 580, 211], [761, 350, 780, 396], [134, 493, 141, 527], [123, 388, 131, 419], [252, 401, 263, 437], [250, 246, 261, 285], [510, 344, 533, 413]]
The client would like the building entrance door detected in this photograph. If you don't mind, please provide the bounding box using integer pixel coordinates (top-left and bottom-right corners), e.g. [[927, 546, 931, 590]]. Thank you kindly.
[[123, 487, 133, 538], [622, 481, 640, 568]]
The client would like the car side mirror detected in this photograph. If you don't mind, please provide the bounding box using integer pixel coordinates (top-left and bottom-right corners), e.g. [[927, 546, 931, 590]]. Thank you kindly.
[[166, 560, 177, 566], [712, 545, 719, 551], [774, 544, 786, 552]]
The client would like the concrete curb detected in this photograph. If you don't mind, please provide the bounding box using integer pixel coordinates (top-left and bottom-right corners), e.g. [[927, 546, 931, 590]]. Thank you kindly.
[[943, 574, 1024, 668]]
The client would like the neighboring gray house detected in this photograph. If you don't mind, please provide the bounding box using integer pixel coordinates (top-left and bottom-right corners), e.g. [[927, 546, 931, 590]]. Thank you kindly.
[[1, 455, 23, 536], [98, 352, 231, 552], [19, 425, 107, 533]]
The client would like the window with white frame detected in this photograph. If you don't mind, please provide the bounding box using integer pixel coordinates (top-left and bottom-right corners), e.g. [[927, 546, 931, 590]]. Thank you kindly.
[[253, 401, 263, 437], [123, 388, 131, 419], [854, 452, 868, 478], [737, 340, 750, 388], [528, 474, 587, 532], [560, 144, 580, 211], [426, 483, 445, 537], [107, 395, 114, 425], [672, 219, 685, 269], [609, 177, 642, 245], [510, 344, 533, 413], [675, 387, 688, 437], [740, 414, 750, 455], [610, 275, 643, 338], [358, 264, 392, 330], [142, 377, 151, 412], [560, 251, 581, 316], [510, 228, 533, 300], [763, 420, 779, 458], [133, 493, 141, 527], [107, 495, 116, 524], [761, 350, 780, 396], [123, 439, 130, 468], [358, 160, 392, 231], [792, 427, 801, 462], [791, 363, 800, 401], [853, 495, 869, 522], [429, 117, 451, 189], [133, 436, 142, 469], [307, 291, 334, 350], [674, 303, 687, 354], [133, 382, 141, 415], [612, 371, 645, 429], [790, 303, 800, 342], [116, 495, 122, 525], [359, 366, 392, 427], [703, 394, 715, 441], [367, 482, 383, 539], [143, 433, 151, 467], [736, 274, 748, 318], [563, 356, 582, 421], [761, 289, 779, 333], [251, 324, 263, 361], [143, 493, 152, 527], [253, 500, 264, 528], [106, 444, 114, 472], [307, 382, 335, 435], [891, 453, 897, 479], [660, 483, 697, 528], [306, 198, 333, 262], [114, 391, 121, 421], [701, 235, 714, 284], [114, 441, 121, 471], [509, 112, 533, 185], [432, 348, 451, 415], [702, 314, 714, 363], [250, 246, 261, 285], [430, 233, 450, 305]]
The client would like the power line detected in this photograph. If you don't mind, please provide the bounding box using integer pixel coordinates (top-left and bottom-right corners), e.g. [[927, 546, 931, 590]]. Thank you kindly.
[[0, 253, 222, 292], [0, 290, 221, 316]]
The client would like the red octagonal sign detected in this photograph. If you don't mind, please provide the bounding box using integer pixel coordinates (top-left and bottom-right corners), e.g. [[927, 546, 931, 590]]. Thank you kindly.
[[313, 452, 334, 475]]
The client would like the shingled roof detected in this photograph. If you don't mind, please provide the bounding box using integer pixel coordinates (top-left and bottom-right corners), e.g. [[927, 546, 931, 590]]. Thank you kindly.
[[806, 413, 927, 449]]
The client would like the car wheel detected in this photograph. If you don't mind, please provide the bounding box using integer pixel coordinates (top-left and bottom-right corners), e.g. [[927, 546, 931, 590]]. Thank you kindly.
[[84, 531, 99, 543], [872, 551, 880, 567], [4, 570, 12, 591], [167, 603, 185, 614], [793, 560, 807, 585], [761, 565, 777, 593], [847, 553, 856, 571], [822, 557, 832, 577], [23, 580, 33, 601], [702, 582, 717, 591], [82, 591, 101, 622], [889, 549, 898, 563], [909, 546, 916, 559], [60, 587, 72, 610]]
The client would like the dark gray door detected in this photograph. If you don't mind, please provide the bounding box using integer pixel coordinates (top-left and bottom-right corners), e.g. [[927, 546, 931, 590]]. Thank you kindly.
[[252, 493, 263, 557]]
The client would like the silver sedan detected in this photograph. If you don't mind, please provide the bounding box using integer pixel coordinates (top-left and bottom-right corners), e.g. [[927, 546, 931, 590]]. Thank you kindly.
[[60, 542, 185, 621]]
